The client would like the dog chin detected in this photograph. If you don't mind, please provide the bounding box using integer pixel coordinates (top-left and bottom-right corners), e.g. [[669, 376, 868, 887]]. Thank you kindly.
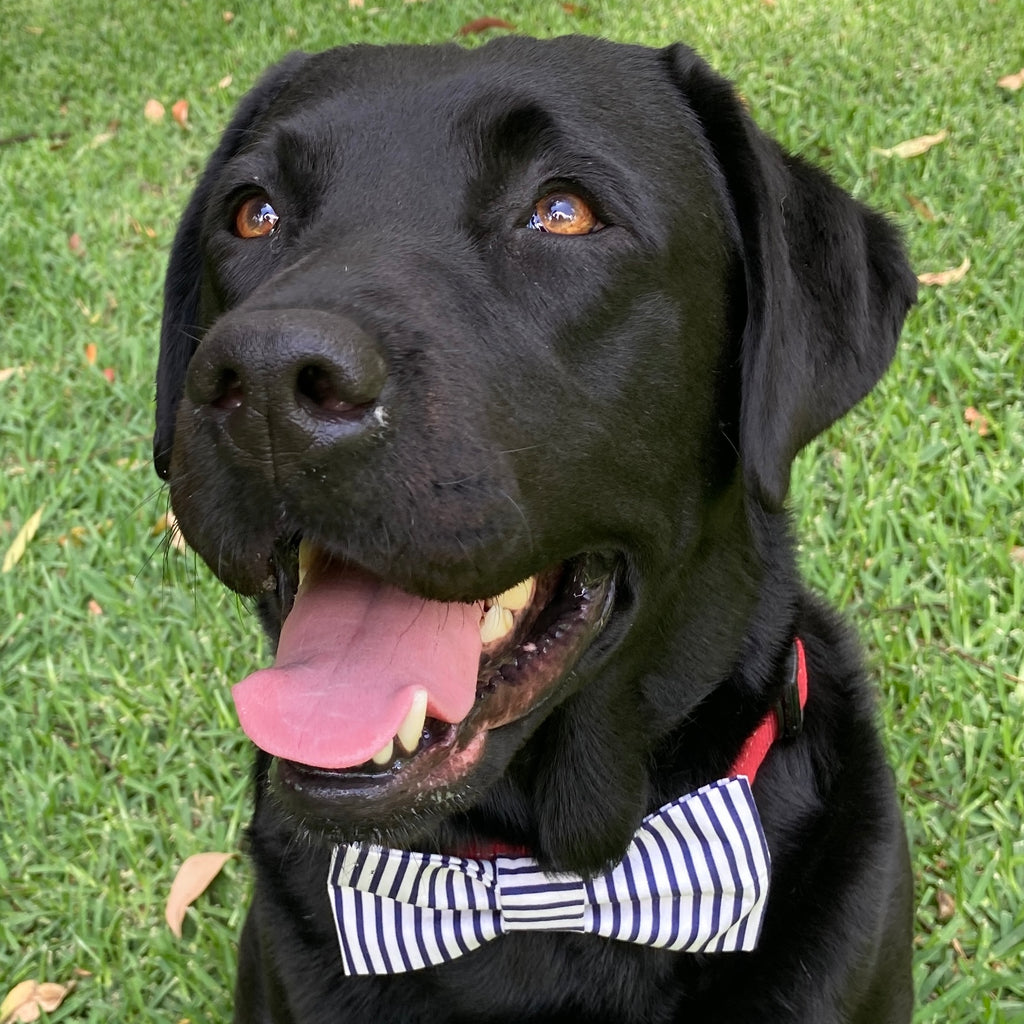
[[249, 551, 618, 837]]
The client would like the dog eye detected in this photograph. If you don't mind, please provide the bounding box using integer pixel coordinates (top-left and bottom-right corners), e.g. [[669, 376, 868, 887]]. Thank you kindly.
[[234, 194, 280, 239], [527, 193, 602, 235]]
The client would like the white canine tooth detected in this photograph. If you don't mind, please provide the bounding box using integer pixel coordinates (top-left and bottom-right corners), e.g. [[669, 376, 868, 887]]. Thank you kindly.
[[495, 577, 535, 611], [480, 603, 515, 644], [396, 690, 428, 754], [370, 740, 394, 766], [298, 539, 313, 589]]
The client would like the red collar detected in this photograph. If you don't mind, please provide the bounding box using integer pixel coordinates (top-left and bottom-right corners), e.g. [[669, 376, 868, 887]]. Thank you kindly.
[[451, 638, 808, 859]]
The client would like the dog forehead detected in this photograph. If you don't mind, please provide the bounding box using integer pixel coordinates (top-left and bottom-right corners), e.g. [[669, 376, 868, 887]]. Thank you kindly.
[[259, 38, 706, 172]]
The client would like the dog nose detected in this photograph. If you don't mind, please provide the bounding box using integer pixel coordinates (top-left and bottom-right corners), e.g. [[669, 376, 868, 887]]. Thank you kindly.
[[185, 309, 388, 460]]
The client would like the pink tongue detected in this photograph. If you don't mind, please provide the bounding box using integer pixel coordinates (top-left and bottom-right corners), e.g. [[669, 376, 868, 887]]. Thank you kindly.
[[231, 557, 484, 769]]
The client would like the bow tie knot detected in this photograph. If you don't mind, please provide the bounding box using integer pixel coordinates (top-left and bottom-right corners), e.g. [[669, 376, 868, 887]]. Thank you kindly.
[[328, 776, 770, 976]]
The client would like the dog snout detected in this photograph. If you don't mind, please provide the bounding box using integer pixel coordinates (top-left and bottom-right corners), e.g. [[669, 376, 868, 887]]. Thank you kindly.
[[185, 309, 388, 462]]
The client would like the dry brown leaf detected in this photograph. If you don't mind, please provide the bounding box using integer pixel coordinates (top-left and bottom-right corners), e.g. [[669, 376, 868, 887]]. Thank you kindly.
[[1010, 547, 1024, 566], [906, 195, 935, 221], [456, 17, 516, 36], [172, 99, 189, 127], [873, 129, 948, 159], [935, 889, 956, 922], [0, 367, 26, 383], [166, 852, 233, 938], [89, 126, 118, 148], [154, 510, 188, 551], [144, 98, 165, 123], [129, 216, 157, 239], [917, 257, 970, 287], [997, 68, 1024, 91], [1, 980, 71, 1023], [2, 504, 46, 573], [58, 525, 88, 548], [964, 406, 990, 437]]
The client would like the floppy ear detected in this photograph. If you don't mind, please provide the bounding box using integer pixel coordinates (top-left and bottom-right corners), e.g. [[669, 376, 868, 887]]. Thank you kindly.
[[154, 53, 311, 480], [662, 45, 917, 510]]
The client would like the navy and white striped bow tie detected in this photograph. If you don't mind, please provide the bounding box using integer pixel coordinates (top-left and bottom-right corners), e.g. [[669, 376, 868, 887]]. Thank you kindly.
[[327, 776, 771, 976]]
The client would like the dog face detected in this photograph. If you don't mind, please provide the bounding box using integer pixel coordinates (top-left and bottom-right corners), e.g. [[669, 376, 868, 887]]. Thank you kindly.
[[155, 37, 914, 869]]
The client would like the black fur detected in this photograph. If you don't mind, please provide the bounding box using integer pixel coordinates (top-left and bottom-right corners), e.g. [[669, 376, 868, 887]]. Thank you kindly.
[[155, 36, 917, 1023]]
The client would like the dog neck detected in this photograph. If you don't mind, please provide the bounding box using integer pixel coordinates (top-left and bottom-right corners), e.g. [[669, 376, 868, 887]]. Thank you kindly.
[[449, 639, 808, 860]]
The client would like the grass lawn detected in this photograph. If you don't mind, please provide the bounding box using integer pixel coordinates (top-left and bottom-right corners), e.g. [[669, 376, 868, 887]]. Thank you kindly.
[[2, 0, 1021, 1020]]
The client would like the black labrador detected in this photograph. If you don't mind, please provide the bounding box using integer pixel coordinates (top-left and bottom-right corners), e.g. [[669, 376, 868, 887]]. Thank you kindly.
[[155, 36, 917, 1023]]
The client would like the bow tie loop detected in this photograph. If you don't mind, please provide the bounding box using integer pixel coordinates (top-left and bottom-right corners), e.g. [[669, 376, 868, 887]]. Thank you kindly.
[[329, 776, 770, 976]]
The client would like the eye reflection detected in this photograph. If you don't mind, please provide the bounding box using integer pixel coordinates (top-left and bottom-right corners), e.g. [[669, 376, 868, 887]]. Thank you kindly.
[[234, 194, 280, 239], [528, 193, 602, 235]]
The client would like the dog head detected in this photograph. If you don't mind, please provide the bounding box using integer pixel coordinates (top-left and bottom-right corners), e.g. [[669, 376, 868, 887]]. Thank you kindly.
[[155, 37, 914, 869]]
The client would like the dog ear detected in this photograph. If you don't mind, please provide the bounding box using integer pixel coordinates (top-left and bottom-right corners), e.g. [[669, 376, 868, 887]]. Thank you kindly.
[[154, 53, 311, 480], [662, 45, 917, 510]]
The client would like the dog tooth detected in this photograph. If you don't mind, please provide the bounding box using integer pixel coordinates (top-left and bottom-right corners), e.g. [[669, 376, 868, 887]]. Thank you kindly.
[[298, 538, 313, 589], [495, 577, 535, 612], [396, 690, 428, 754], [370, 740, 394, 766], [480, 603, 515, 644]]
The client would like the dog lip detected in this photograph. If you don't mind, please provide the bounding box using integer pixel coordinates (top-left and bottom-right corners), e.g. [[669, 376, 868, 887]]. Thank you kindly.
[[268, 554, 617, 817]]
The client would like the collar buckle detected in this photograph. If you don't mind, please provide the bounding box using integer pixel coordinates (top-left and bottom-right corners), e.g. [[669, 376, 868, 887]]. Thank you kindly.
[[774, 643, 805, 742]]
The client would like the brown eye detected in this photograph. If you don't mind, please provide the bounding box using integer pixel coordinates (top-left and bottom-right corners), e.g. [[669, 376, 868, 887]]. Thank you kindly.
[[234, 194, 280, 239], [528, 193, 602, 235]]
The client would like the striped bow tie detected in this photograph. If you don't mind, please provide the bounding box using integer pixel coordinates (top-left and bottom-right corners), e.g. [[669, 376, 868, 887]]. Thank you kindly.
[[327, 776, 771, 976]]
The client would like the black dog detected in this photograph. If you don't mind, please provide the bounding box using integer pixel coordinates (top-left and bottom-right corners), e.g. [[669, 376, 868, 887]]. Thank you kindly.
[[155, 36, 917, 1023]]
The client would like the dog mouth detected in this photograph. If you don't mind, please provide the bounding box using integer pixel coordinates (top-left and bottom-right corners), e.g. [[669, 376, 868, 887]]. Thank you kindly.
[[233, 542, 616, 809]]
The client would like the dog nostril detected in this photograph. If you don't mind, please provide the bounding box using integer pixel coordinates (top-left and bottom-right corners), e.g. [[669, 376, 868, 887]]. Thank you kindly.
[[212, 369, 244, 411], [296, 364, 371, 421]]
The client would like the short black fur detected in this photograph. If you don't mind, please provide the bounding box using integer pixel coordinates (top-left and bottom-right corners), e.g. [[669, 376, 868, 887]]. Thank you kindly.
[[155, 36, 917, 1023]]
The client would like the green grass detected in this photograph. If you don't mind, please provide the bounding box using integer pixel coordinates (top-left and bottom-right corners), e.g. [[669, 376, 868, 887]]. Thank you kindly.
[[2, 0, 1021, 1020]]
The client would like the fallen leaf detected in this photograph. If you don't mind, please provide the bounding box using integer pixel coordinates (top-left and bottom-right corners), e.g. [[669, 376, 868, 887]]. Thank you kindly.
[[963, 406, 989, 437], [456, 17, 516, 36], [218, 74, 233, 89], [129, 216, 157, 239], [0, 367, 26, 383], [84, 342, 98, 364], [560, 2, 588, 13], [68, 232, 84, 254], [166, 852, 233, 938], [917, 257, 970, 286], [172, 99, 189, 127], [89, 125, 118, 148], [154, 510, 187, 551], [1010, 547, 1024, 566], [2, 504, 46, 573], [58, 525, 88, 548], [873, 129, 948, 159], [997, 68, 1024, 91], [935, 889, 956, 922], [1, 980, 71, 1023], [144, 98, 166, 123], [906, 195, 934, 221]]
